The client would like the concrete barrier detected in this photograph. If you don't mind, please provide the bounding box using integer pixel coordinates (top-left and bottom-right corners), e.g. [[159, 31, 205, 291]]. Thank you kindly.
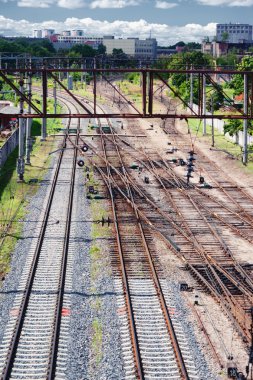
[[0, 129, 19, 168]]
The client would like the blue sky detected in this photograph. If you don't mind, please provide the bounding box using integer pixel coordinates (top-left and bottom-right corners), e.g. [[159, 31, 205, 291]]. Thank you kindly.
[[0, 0, 253, 45]]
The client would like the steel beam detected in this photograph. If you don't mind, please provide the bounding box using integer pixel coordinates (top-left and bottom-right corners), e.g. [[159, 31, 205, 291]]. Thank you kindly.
[[156, 73, 198, 116], [1, 67, 253, 121], [142, 71, 147, 115], [50, 73, 92, 115], [243, 73, 248, 165], [0, 71, 42, 115], [148, 71, 153, 115], [101, 74, 141, 115]]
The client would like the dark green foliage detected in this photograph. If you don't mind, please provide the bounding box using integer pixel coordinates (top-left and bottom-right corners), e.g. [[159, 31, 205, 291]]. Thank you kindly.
[[97, 44, 106, 55], [224, 119, 253, 136], [228, 56, 253, 95], [68, 44, 96, 57], [0, 37, 56, 56], [31, 120, 41, 137], [206, 85, 225, 112]]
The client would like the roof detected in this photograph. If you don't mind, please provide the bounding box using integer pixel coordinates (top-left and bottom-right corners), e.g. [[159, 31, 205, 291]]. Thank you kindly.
[[0, 105, 21, 114]]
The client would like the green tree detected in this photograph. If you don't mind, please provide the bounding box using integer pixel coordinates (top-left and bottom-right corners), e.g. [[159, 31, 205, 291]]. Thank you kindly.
[[96, 44, 106, 55], [68, 44, 96, 57], [221, 32, 229, 42], [229, 56, 253, 95]]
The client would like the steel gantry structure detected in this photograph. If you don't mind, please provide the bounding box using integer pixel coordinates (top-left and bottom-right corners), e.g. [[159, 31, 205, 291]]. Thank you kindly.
[[0, 66, 252, 176], [0, 67, 253, 120]]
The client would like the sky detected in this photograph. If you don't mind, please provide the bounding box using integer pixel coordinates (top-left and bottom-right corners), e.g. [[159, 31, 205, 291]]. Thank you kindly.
[[0, 0, 253, 45]]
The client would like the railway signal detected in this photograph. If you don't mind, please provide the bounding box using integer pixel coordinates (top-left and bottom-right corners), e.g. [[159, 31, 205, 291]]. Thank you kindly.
[[186, 150, 196, 185]]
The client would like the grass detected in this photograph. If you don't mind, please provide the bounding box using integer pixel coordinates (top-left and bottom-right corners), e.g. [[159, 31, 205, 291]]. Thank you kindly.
[[187, 119, 253, 172], [0, 127, 56, 275], [31, 93, 64, 136], [90, 200, 111, 239], [91, 318, 103, 365], [89, 245, 102, 282]]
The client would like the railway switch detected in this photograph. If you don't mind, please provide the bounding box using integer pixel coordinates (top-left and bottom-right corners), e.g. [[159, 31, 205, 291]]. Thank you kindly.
[[101, 217, 111, 227]]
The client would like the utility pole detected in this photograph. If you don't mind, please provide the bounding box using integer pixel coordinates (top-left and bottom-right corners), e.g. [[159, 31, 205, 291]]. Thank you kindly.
[[58, 59, 61, 81], [81, 61, 84, 88], [84, 59, 87, 91], [246, 307, 253, 380], [53, 79, 57, 114], [190, 65, 193, 110], [243, 73, 248, 165], [25, 57, 32, 165], [17, 76, 25, 182], [211, 96, 215, 147], [202, 74, 206, 135], [41, 64, 47, 141]]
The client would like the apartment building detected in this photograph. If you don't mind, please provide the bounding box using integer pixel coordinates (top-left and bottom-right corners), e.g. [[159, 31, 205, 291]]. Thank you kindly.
[[102, 36, 157, 59], [216, 23, 252, 44]]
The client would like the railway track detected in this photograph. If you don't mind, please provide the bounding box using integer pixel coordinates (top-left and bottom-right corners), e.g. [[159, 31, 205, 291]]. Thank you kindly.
[[29, 91, 202, 378], [0, 105, 79, 379], [59, 83, 253, 354], [107, 128, 253, 344], [94, 117, 201, 379], [15, 83, 252, 376]]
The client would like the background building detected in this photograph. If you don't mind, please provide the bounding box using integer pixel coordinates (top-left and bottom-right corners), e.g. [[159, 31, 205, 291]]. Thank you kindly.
[[32, 30, 157, 57], [33, 30, 42, 38], [216, 23, 252, 44], [41, 29, 55, 38], [102, 36, 157, 59]]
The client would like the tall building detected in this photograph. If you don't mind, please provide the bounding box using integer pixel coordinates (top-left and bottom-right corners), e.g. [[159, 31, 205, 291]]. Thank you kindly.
[[41, 29, 55, 38], [33, 30, 42, 38], [102, 37, 157, 59], [216, 23, 252, 44]]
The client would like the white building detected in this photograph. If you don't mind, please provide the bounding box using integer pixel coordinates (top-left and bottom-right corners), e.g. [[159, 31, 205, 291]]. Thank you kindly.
[[33, 30, 42, 38], [216, 23, 252, 43], [57, 35, 102, 45], [70, 30, 83, 37], [42, 29, 55, 38], [102, 36, 157, 59]]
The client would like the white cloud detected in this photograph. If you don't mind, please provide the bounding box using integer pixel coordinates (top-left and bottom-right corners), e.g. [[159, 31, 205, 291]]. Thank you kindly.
[[197, 0, 253, 5], [58, 0, 86, 8], [18, 0, 87, 7], [90, 0, 140, 8], [0, 16, 217, 45], [17, 0, 54, 7], [155, 1, 178, 8]]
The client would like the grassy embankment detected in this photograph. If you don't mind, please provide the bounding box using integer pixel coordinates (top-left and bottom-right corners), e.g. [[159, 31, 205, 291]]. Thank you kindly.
[[0, 98, 64, 277]]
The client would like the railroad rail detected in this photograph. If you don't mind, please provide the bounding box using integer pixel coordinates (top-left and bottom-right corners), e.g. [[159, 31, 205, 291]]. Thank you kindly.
[[0, 103, 79, 379], [57, 92, 201, 378], [95, 117, 199, 379], [59, 85, 253, 353], [11, 82, 252, 377]]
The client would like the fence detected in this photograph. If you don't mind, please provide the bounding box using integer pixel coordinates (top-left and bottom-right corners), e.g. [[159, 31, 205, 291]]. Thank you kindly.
[[0, 128, 19, 168], [192, 104, 253, 146]]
